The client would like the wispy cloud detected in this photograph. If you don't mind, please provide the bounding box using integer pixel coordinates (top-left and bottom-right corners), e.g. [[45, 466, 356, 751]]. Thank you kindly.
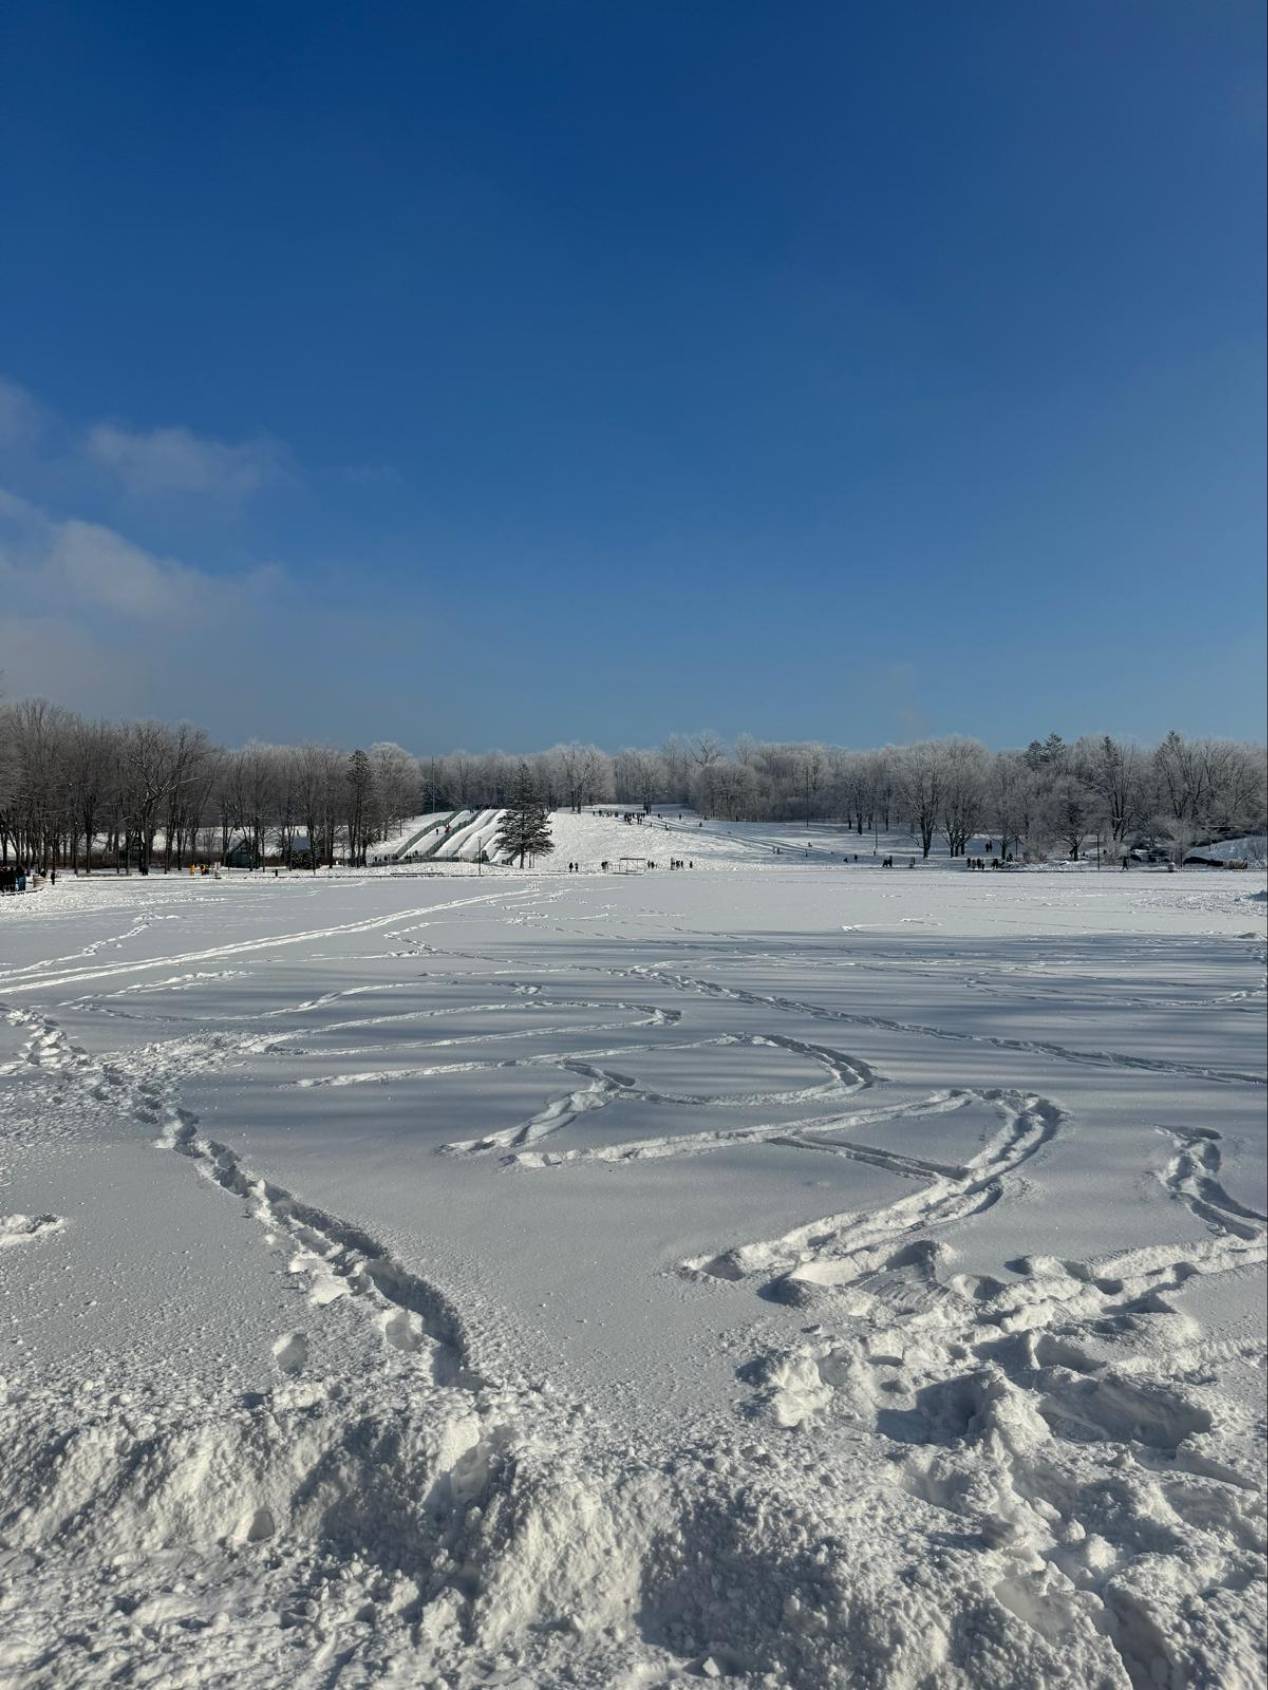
[[0, 487, 286, 715], [85, 421, 292, 499], [0, 375, 46, 448], [336, 461, 403, 487], [0, 379, 401, 739], [884, 660, 928, 741], [0, 489, 280, 625]]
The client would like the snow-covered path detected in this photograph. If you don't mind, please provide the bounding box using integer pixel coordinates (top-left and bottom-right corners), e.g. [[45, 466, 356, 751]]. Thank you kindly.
[[1, 863, 1264, 1687]]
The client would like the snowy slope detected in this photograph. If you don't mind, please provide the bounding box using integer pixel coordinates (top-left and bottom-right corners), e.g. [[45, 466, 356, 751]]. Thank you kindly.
[[457, 809, 505, 861], [549, 807, 1012, 871], [431, 807, 499, 861], [373, 810, 452, 862], [417, 808, 474, 859]]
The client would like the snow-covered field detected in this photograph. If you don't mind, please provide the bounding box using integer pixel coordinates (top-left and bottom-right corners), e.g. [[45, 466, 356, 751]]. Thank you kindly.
[[1, 844, 1265, 1688]]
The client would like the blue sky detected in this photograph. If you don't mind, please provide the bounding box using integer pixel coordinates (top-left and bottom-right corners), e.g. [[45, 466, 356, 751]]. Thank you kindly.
[[1, 1, 1263, 751]]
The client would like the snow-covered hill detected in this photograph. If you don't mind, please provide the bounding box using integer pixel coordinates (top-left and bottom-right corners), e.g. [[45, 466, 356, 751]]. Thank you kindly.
[[1188, 834, 1267, 865]]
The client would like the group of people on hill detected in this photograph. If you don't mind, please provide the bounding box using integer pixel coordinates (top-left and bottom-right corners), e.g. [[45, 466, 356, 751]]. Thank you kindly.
[[1, 863, 33, 893]]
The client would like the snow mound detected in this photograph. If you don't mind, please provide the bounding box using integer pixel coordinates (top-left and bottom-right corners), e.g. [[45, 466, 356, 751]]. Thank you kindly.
[[0, 1213, 64, 1248], [2, 1371, 1186, 1689], [1187, 835, 1267, 865]]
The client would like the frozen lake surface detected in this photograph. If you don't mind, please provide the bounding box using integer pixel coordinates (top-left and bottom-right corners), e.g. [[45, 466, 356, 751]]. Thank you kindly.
[[1, 849, 1265, 1688]]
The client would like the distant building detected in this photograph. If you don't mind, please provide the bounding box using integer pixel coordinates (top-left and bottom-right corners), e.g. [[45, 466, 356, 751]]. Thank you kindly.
[[223, 835, 260, 869]]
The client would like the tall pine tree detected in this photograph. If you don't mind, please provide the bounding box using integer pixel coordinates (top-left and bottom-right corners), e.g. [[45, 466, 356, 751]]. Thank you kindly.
[[495, 764, 554, 868]]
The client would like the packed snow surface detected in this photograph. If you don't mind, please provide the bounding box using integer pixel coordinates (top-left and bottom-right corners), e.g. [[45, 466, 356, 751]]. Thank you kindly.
[[1, 836, 1265, 1689]]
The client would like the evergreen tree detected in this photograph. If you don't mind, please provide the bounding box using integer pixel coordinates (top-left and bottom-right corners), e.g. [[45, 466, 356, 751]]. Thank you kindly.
[[495, 764, 554, 868], [1024, 733, 1067, 772]]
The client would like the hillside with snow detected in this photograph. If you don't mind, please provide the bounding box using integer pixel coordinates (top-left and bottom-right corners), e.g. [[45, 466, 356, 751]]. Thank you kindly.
[[372, 805, 1052, 875]]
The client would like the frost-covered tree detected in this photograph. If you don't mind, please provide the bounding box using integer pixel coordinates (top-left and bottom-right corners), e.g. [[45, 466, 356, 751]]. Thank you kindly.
[[295, 744, 344, 868], [613, 748, 667, 812], [1024, 733, 1067, 773], [155, 723, 214, 870], [798, 744, 830, 829], [985, 753, 1036, 860], [936, 738, 988, 857], [544, 743, 611, 812], [66, 717, 114, 871], [225, 742, 279, 870], [119, 720, 183, 874], [660, 736, 694, 807], [1077, 736, 1147, 849], [896, 742, 943, 859], [689, 732, 727, 817], [369, 742, 421, 843], [345, 748, 373, 865], [0, 698, 1261, 873]]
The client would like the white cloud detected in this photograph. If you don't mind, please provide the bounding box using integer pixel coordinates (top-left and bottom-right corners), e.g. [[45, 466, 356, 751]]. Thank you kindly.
[[0, 372, 293, 502], [52, 517, 221, 619], [85, 421, 291, 498], [0, 488, 279, 626], [0, 614, 139, 715], [0, 376, 46, 448], [0, 486, 289, 720]]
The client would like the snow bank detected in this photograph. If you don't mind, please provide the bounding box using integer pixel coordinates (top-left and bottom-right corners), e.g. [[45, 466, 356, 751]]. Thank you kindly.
[[1188, 834, 1268, 865]]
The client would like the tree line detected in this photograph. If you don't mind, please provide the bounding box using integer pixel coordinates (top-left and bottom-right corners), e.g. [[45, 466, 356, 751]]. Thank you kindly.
[[0, 698, 1263, 870]]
